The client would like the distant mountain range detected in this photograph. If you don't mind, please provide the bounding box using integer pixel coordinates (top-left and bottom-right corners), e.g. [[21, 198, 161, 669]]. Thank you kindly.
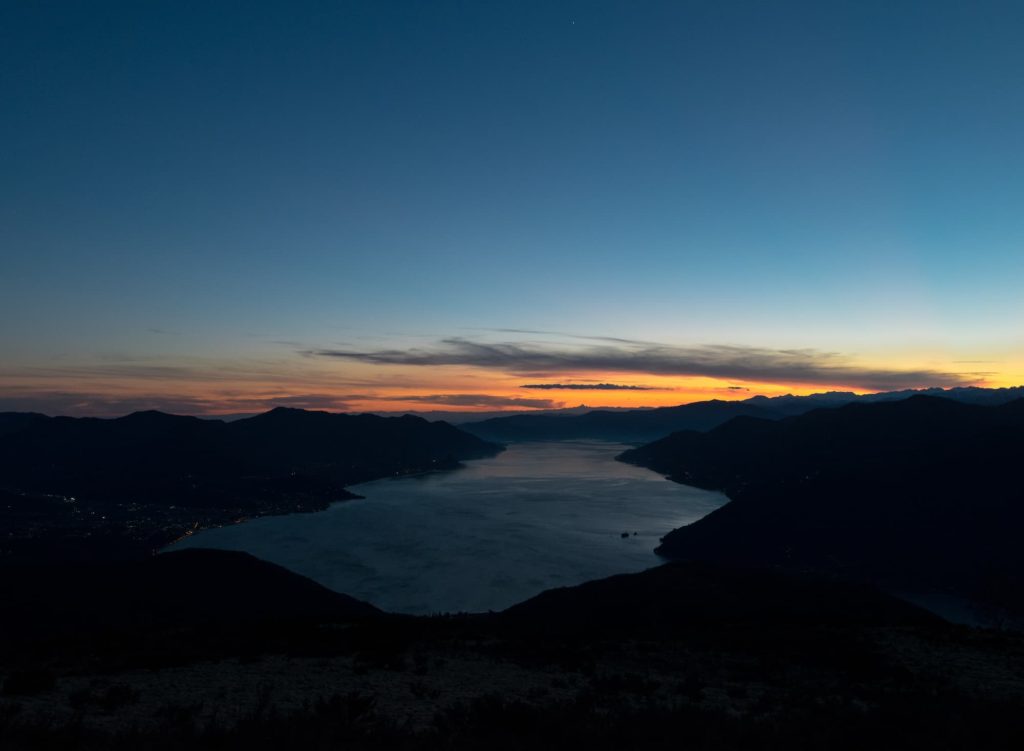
[[461, 386, 1024, 443], [619, 395, 1024, 610]]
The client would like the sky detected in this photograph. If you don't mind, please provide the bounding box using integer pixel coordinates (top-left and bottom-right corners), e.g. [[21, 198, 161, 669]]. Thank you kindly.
[[2, 1, 1023, 416]]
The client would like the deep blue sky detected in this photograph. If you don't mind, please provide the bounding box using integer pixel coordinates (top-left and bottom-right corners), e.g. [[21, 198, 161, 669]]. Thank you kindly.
[[2, 1, 1023, 414]]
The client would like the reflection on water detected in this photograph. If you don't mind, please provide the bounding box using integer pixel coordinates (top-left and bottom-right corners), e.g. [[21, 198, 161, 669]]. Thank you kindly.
[[173, 442, 728, 614]]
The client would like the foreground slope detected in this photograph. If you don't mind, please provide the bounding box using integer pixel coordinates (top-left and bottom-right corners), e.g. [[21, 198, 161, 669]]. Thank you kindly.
[[3, 560, 1023, 749], [0, 548, 380, 648]]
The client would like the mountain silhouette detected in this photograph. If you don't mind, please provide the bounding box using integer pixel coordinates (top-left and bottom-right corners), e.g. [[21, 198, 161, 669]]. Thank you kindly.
[[462, 399, 778, 442], [0, 407, 501, 507], [619, 396, 1024, 608], [0, 408, 503, 562], [461, 386, 1024, 443]]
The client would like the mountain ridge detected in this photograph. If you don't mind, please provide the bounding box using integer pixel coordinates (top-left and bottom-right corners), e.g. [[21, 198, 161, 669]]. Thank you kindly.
[[461, 385, 1024, 443]]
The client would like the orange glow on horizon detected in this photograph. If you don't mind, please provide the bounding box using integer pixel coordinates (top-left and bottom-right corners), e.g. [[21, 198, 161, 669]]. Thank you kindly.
[[2, 354, 1019, 418]]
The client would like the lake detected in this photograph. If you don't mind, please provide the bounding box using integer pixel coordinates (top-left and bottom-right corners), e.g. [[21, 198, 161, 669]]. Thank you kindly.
[[172, 441, 728, 614]]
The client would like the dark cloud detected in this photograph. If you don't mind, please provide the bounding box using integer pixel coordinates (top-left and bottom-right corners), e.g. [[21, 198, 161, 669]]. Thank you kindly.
[[307, 337, 972, 391], [258, 394, 354, 411], [10, 362, 267, 383], [378, 393, 561, 409], [726, 386, 750, 391], [520, 383, 657, 391]]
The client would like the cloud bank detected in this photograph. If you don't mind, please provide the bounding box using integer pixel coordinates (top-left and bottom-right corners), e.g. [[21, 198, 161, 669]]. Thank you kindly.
[[377, 393, 560, 409], [308, 337, 972, 391], [520, 383, 658, 391]]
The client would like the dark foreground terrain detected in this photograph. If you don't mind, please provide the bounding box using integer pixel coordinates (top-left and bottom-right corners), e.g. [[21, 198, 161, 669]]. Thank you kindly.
[[2, 549, 1024, 750]]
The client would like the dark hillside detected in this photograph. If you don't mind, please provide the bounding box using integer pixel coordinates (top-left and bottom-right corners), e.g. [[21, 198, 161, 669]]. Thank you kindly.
[[620, 397, 1024, 604], [0, 408, 502, 561]]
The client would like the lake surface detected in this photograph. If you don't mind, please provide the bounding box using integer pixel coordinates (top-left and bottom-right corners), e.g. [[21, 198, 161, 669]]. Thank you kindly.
[[172, 442, 728, 614]]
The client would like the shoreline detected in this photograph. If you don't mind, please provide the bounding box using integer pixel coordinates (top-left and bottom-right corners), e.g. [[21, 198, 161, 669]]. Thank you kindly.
[[161, 456, 503, 553], [166, 442, 726, 615]]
